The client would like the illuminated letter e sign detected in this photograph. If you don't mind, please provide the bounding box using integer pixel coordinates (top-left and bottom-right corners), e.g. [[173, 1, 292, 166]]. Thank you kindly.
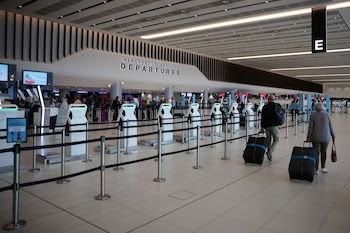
[[312, 6, 326, 53]]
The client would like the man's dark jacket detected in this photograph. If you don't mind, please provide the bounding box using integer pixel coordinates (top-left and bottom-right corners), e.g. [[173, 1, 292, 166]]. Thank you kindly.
[[261, 102, 283, 128]]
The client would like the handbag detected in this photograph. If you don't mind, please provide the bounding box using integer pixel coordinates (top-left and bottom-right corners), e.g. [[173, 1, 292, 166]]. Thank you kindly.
[[331, 141, 337, 163]]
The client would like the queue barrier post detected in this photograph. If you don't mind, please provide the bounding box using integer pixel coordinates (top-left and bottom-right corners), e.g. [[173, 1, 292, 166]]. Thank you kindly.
[[181, 116, 185, 144], [95, 136, 111, 200], [57, 129, 70, 184], [302, 112, 306, 133], [123, 120, 131, 155], [222, 120, 229, 160], [294, 112, 297, 135], [3, 144, 26, 230], [229, 115, 233, 143], [209, 117, 215, 148], [83, 122, 92, 162], [245, 113, 249, 142], [114, 124, 124, 171], [185, 117, 192, 154], [154, 128, 165, 182], [193, 125, 202, 169], [108, 108, 111, 123], [28, 124, 40, 172], [285, 113, 289, 138]]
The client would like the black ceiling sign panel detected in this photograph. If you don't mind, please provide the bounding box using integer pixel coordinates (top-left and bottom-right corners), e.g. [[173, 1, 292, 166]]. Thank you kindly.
[[312, 6, 327, 53]]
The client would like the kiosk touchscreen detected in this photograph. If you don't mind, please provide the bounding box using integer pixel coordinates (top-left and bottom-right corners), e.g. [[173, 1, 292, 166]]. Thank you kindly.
[[0, 105, 25, 171], [156, 103, 173, 142], [228, 103, 239, 132], [117, 104, 137, 148], [246, 103, 255, 128], [186, 103, 200, 137], [67, 104, 87, 157], [209, 103, 222, 135]]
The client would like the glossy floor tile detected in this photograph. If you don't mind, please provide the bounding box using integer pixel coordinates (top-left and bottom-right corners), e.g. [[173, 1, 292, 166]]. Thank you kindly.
[[0, 113, 349, 233]]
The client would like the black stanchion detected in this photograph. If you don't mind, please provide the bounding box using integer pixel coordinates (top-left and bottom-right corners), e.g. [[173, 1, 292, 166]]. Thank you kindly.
[[28, 125, 40, 172], [95, 136, 111, 200], [3, 144, 26, 230]]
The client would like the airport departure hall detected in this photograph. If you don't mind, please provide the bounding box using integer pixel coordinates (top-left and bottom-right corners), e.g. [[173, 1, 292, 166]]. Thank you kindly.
[[0, 0, 350, 232]]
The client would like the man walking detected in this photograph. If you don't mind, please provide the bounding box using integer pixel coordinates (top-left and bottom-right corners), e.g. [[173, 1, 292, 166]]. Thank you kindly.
[[260, 95, 285, 161]]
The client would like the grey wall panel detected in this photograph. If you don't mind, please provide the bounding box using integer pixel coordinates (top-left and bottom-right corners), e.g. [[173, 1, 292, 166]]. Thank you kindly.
[[76, 28, 82, 52], [22, 16, 31, 61], [70, 26, 76, 54], [0, 11, 6, 58], [14, 14, 23, 60], [92, 31, 97, 49], [107, 35, 112, 52], [44, 21, 52, 63], [37, 19, 45, 63], [98, 32, 103, 50], [64, 25, 71, 57], [6, 12, 15, 59], [82, 29, 87, 49], [112, 36, 116, 52], [87, 30, 92, 48], [51, 22, 58, 62], [58, 24, 64, 60], [117, 37, 121, 53], [30, 18, 38, 62]]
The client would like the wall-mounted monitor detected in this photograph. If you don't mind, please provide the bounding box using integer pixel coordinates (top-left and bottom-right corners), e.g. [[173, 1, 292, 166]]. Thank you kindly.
[[0, 63, 16, 82], [22, 70, 53, 86]]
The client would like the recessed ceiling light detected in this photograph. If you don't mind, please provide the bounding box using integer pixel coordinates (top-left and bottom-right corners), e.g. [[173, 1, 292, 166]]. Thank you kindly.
[[78, 9, 82, 12], [221, 0, 230, 4], [59, 16, 63, 18], [194, 15, 198, 17], [103, 1, 107, 4], [17, 5, 23, 9], [168, 4, 171, 6]]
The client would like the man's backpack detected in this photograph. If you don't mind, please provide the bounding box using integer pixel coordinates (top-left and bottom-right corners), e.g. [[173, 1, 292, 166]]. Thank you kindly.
[[275, 103, 285, 126]]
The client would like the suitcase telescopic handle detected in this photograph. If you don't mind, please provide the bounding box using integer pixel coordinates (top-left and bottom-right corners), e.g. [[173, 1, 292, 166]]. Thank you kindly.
[[303, 141, 312, 148]]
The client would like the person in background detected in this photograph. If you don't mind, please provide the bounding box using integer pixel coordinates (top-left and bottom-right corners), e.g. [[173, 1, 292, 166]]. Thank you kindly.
[[260, 95, 284, 161], [73, 95, 82, 104], [60, 97, 68, 109], [112, 96, 120, 120], [306, 103, 335, 174], [289, 97, 299, 121]]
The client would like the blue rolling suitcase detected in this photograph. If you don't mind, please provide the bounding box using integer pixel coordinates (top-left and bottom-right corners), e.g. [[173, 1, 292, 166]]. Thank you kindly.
[[288, 144, 317, 183], [243, 136, 268, 165]]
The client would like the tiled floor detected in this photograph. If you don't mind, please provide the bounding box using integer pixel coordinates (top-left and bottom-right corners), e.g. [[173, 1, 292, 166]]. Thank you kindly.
[[0, 113, 349, 233]]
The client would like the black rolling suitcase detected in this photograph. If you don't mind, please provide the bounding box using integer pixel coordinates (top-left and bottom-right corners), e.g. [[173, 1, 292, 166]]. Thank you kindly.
[[243, 136, 268, 165], [288, 143, 317, 183]]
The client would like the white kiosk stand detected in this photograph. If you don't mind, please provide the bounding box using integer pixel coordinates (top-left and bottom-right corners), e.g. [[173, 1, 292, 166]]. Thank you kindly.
[[208, 103, 222, 136], [187, 103, 200, 137], [66, 104, 87, 158], [0, 105, 25, 172], [117, 104, 138, 149], [246, 103, 255, 128], [228, 103, 240, 132], [34, 107, 59, 132], [157, 103, 174, 143]]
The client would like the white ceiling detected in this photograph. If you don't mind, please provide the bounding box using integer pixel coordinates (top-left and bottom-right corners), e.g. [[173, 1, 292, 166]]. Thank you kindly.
[[1, 0, 350, 91]]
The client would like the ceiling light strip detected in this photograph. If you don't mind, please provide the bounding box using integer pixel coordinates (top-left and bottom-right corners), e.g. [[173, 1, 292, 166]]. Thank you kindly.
[[227, 47, 350, 60], [271, 65, 350, 71], [228, 52, 311, 60], [296, 74, 350, 78], [141, 8, 311, 39], [141, 1, 350, 39], [312, 79, 350, 82]]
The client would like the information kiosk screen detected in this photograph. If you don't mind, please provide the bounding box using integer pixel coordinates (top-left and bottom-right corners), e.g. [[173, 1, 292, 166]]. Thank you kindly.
[[0, 64, 8, 82], [22, 70, 53, 86]]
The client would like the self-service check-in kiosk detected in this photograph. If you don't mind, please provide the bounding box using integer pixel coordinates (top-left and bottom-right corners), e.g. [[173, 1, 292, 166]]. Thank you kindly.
[[117, 104, 137, 149], [37, 104, 88, 164], [207, 103, 222, 136], [0, 105, 25, 172], [186, 103, 200, 137], [66, 104, 87, 158], [34, 107, 59, 132], [157, 103, 173, 143], [246, 103, 255, 128], [228, 103, 239, 132]]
